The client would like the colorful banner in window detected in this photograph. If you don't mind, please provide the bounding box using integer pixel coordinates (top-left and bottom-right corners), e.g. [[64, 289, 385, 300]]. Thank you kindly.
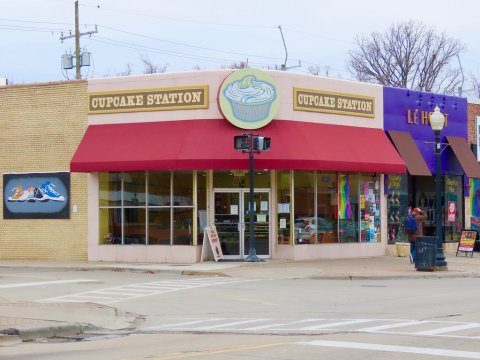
[[339, 174, 351, 220], [3, 172, 70, 219], [470, 178, 480, 232]]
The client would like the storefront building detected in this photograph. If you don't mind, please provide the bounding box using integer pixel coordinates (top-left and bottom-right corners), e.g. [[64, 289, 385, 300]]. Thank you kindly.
[[71, 69, 406, 263], [383, 87, 480, 250], [468, 102, 480, 233], [0, 80, 88, 260]]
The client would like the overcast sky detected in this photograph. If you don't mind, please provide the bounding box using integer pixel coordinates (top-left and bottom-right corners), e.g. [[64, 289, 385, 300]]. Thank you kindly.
[[1, 0, 479, 98]]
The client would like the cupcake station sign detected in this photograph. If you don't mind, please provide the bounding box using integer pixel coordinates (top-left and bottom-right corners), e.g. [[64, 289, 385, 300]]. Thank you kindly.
[[218, 68, 280, 129]]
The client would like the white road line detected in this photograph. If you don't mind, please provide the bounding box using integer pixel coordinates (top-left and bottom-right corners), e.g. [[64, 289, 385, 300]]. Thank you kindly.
[[297, 340, 480, 359], [300, 319, 376, 330], [414, 323, 480, 336], [358, 320, 429, 332], [144, 318, 225, 330], [196, 319, 269, 330], [0, 279, 95, 289], [37, 278, 256, 304], [244, 319, 325, 331]]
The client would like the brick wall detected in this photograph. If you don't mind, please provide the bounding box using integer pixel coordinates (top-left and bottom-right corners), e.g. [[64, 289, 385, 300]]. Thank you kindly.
[[0, 81, 88, 260], [468, 103, 480, 145]]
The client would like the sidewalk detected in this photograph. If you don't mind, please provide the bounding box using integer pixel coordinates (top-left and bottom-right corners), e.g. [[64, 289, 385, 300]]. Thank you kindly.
[[1, 253, 479, 345]]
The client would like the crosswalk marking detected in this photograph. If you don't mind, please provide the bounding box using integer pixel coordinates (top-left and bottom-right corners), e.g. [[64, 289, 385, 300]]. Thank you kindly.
[[358, 320, 428, 332], [245, 319, 325, 331], [300, 319, 375, 330], [143, 317, 480, 340], [37, 277, 255, 304], [197, 319, 269, 330], [414, 323, 480, 336]]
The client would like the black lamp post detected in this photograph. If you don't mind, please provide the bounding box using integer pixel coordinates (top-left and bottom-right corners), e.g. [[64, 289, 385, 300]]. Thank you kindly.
[[430, 105, 448, 270]]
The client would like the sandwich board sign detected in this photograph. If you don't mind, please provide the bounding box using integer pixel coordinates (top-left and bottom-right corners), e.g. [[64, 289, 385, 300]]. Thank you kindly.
[[201, 225, 224, 262], [456, 230, 477, 257]]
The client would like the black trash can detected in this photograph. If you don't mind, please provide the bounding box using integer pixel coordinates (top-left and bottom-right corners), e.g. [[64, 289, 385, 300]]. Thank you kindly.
[[415, 236, 437, 271]]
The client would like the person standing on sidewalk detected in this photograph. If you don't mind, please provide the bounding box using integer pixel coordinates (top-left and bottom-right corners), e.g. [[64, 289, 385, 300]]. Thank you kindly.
[[406, 207, 428, 264]]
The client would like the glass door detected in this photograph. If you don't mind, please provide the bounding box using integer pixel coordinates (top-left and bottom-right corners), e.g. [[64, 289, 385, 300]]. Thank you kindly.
[[214, 191, 240, 257], [214, 189, 270, 259], [243, 191, 270, 257]]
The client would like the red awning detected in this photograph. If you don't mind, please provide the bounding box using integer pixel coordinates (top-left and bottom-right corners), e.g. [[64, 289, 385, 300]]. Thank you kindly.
[[70, 119, 406, 173]]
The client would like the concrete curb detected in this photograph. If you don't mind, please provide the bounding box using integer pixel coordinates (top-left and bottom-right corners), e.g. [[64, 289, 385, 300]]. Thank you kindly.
[[0, 323, 92, 343], [309, 272, 480, 280]]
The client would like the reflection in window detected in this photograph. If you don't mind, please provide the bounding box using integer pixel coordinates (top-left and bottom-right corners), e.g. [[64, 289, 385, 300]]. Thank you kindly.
[[124, 208, 146, 244], [173, 172, 193, 206], [294, 171, 315, 244], [99, 208, 122, 244], [148, 208, 170, 245], [123, 172, 146, 206], [276, 171, 291, 245], [149, 172, 170, 206], [197, 171, 207, 245], [173, 208, 193, 245], [317, 173, 338, 243], [98, 171, 196, 246], [99, 172, 121, 206]]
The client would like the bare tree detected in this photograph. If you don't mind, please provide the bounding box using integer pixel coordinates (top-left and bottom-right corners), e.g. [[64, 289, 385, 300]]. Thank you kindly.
[[308, 65, 332, 77], [140, 55, 167, 74], [117, 63, 134, 77], [470, 72, 480, 98], [347, 20, 465, 93], [220, 61, 248, 70]]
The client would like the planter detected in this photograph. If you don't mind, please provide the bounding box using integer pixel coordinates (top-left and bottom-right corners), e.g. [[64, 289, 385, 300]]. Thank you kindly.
[[395, 242, 410, 257]]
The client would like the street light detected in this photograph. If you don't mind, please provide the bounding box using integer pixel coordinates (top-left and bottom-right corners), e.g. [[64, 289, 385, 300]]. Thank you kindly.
[[430, 105, 448, 270]]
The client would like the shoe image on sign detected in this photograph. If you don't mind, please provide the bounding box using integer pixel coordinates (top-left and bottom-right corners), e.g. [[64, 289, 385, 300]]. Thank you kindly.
[[27, 186, 46, 201], [7, 185, 28, 201], [39, 181, 65, 201]]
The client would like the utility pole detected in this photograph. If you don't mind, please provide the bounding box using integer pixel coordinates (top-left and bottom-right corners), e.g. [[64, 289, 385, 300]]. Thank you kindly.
[[75, 0, 80, 80], [59, 0, 98, 79]]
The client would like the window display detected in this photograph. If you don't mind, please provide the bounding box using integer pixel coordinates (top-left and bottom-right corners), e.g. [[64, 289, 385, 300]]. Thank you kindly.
[[386, 174, 408, 244], [360, 174, 380, 243]]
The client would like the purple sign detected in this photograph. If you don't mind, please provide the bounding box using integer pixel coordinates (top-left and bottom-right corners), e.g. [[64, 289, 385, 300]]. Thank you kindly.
[[383, 87, 467, 175]]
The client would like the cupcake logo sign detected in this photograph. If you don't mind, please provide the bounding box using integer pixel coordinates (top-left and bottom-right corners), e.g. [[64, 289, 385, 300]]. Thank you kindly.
[[219, 69, 279, 129]]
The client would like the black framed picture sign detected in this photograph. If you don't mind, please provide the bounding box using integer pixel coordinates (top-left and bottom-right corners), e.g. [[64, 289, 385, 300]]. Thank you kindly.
[[3, 172, 70, 219]]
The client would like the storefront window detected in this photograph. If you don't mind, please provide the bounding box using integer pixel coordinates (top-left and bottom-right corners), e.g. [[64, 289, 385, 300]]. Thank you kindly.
[[124, 208, 146, 244], [99, 172, 121, 206], [99, 172, 122, 243], [173, 208, 193, 245], [276, 171, 291, 245], [123, 172, 146, 206], [213, 170, 270, 188], [99, 171, 196, 246], [360, 173, 380, 243], [445, 175, 463, 242], [148, 208, 170, 245], [386, 174, 408, 244], [294, 171, 315, 244], [174, 172, 193, 206], [99, 208, 121, 244], [149, 172, 170, 206], [338, 173, 359, 243], [317, 173, 337, 243], [197, 171, 207, 245]]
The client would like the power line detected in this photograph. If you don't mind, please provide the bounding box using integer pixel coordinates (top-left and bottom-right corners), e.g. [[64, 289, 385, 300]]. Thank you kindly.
[[86, 36, 275, 67], [98, 25, 287, 61], [78, 3, 274, 29]]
